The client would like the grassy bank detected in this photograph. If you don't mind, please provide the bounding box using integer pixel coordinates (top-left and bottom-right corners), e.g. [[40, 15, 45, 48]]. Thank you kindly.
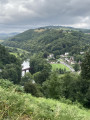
[[0, 79, 90, 120]]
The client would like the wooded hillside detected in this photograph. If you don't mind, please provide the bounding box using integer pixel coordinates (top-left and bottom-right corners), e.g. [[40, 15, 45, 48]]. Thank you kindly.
[[2, 28, 90, 56]]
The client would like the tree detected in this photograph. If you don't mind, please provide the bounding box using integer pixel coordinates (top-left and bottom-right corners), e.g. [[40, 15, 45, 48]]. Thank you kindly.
[[1, 63, 21, 84], [24, 82, 43, 97], [79, 51, 90, 107], [73, 63, 80, 72], [43, 51, 49, 58], [30, 54, 51, 79], [20, 72, 33, 85], [81, 51, 90, 79], [42, 72, 61, 99], [43, 72, 79, 101]]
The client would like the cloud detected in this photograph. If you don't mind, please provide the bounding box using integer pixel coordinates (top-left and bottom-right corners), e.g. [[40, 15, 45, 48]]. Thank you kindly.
[[0, 0, 90, 32]]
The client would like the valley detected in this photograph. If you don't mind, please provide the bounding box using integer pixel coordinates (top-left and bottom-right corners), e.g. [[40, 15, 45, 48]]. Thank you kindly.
[[0, 26, 90, 120]]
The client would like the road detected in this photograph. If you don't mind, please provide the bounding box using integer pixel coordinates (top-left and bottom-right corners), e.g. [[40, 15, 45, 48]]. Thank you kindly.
[[60, 61, 75, 72]]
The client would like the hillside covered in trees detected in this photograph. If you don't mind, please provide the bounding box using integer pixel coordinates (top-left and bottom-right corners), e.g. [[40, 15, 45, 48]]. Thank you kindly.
[[0, 44, 21, 84], [2, 28, 90, 56]]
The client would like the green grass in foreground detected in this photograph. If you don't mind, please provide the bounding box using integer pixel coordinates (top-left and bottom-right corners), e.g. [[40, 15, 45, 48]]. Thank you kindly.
[[51, 63, 70, 71], [0, 79, 90, 120]]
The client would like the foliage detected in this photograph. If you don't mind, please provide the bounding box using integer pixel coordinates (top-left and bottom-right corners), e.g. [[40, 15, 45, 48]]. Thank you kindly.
[[77, 78, 90, 108], [6, 47, 31, 61], [2, 29, 90, 57], [43, 73, 79, 100], [24, 82, 43, 97], [0, 79, 24, 92], [0, 44, 21, 84], [30, 54, 51, 84], [20, 72, 33, 86], [76, 51, 90, 107], [73, 63, 80, 71], [0, 79, 90, 120], [81, 51, 90, 79]]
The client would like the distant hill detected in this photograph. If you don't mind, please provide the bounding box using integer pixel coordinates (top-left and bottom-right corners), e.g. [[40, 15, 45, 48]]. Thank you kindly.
[[0, 32, 19, 40], [2, 27, 90, 56]]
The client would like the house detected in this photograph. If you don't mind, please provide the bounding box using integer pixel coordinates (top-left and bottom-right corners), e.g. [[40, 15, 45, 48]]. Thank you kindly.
[[65, 52, 69, 56], [60, 54, 65, 57], [80, 52, 84, 55], [48, 54, 54, 59], [70, 56, 74, 61], [49, 54, 54, 58], [71, 61, 75, 65]]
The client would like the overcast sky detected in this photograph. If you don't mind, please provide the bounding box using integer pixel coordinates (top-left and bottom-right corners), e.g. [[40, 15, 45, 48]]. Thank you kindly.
[[0, 0, 90, 33]]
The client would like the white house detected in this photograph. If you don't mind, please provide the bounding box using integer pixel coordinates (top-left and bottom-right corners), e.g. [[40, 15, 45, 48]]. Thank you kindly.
[[48, 54, 54, 59], [80, 52, 84, 55], [65, 52, 69, 56]]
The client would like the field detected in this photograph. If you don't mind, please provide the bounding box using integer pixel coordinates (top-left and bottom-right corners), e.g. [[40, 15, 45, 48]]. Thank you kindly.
[[0, 40, 4, 43], [9, 52, 18, 57], [6, 46, 30, 59], [0, 79, 90, 120], [51, 63, 70, 71], [34, 29, 46, 32]]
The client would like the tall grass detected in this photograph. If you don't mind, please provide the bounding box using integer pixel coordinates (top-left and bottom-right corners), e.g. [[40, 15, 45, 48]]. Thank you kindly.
[[0, 79, 90, 120]]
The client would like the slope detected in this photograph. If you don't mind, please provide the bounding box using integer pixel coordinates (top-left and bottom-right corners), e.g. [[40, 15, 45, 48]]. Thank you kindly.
[[2, 28, 90, 56], [0, 79, 90, 120]]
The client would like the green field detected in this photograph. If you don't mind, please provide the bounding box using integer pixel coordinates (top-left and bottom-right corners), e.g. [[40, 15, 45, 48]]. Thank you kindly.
[[0, 79, 90, 120], [6, 46, 29, 54], [9, 52, 18, 57], [51, 63, 70, 71], [6, 46, 30, 59]]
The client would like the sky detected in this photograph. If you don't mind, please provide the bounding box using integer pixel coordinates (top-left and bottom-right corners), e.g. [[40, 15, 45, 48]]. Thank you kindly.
[[0, 0, 90, 33]]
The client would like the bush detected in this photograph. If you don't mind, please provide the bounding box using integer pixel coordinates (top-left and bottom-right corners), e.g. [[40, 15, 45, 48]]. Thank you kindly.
[[24, 82, 43, 97]]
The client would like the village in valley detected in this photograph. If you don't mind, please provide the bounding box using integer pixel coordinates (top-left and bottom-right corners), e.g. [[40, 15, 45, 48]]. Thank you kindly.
[[46, 52, 84, 73]]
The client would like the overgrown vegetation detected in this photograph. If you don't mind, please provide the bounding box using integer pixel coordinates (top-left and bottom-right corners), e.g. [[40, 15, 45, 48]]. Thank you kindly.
[[0, 79, 90, 120], [0, 44, 21, 84]]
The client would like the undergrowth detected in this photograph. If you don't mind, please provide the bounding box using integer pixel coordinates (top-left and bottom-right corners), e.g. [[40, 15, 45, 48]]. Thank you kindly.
[[0, 79, 90, 120]]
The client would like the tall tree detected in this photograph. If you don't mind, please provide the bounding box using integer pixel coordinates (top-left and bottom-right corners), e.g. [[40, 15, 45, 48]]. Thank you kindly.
[[81, 51, 90, 80]]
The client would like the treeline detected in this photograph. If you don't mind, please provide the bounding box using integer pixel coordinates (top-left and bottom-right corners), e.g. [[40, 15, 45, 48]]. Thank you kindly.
[[0, 44, 21, 84], [2, 29, 90, 58]]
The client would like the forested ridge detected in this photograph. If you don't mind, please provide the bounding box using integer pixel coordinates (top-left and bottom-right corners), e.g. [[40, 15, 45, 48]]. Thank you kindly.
[[2, 28, 90, 56]]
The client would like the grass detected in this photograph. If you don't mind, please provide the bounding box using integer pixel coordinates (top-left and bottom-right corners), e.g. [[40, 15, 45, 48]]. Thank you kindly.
[[0, 79, 90, 120], [0, 40, 4, 43], [34, 29, 46, 32], [51, 63, 70, 71], [6, 46, 30, 59], [10, 52, 18, 57], [16, 48, 29, 54], [7, 46, 29, 54]]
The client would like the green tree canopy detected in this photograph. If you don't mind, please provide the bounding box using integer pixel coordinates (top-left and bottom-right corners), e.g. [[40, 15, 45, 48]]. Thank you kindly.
[[81, 51, 90, 80]]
